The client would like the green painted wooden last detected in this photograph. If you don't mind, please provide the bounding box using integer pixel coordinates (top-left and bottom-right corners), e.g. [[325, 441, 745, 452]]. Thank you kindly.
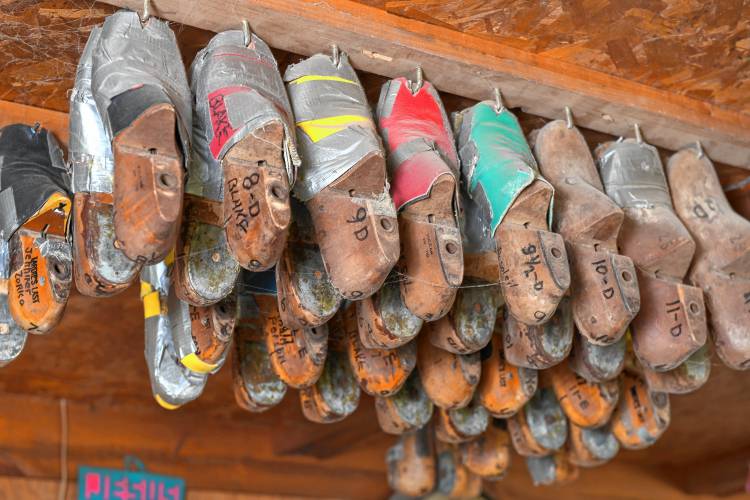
[[457, 102, 552, 234]]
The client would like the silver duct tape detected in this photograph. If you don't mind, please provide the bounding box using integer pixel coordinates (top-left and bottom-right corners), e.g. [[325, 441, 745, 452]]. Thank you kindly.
[[142, 262, 207, 407], [284, 52, 384, 201], [189, 30, 299, 200], [376, 77, 458, 174], [70, 27, 113, 194], [92, 10, 192, 158], [597, 139, 673, 210], [0, 125, 71, 241], [461, 187, 495, 253], [0, 236, 26, 367], [386, 138, 434, 170], [167, 284, 194, 365]]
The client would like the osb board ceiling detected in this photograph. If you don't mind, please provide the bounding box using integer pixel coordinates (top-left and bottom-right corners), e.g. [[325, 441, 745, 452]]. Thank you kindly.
[[3, 0, 750, 116], [357, 0, 750, 115]]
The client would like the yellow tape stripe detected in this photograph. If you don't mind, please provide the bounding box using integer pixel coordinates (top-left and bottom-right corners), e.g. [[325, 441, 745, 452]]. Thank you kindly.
[[142, 290, 161, 319], [290, 75, 357, 86], [297, 115, 370, 142], [140, 281, 153, 299], [155, 394, 180, 410], [181, 353, 218, 374], [30, 192, 72, 221], [164, 249, 175, 267]]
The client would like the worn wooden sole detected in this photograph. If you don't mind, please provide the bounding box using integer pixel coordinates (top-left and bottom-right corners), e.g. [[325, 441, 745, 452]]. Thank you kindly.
[[179, 295, 236, 373], [434, 402, 489, 444], [174, 194, 238, 307], [567, 422, 620, 467], [8, 194, 72, 334], [460, 419, 511, 480], [435, 442, 483, 498], [356, 276, 422, 349], [691, 263, 750, 369], [257, 294, 328, 389], [568, 332, 626, 383], [276, 242, 341, 330], [223, 121, 290, 271], [502, 297, 573, 369], [642, 344, 711, 394], [550, 361, 619, 428], [398, 175, 463, 321], [73, 192, 139, 297], [526, 453, 579, 486], [307, 153, 399, 300], [232, 334, 287, 413], [387, 426, 436, 497], [417, 330, 480, 410], [496, 180, 570, 325], [427, 281, 497, 354], [112, 104, 183, 264], [477, 331, 538, 417], [630, 269, 707, 372], [611, 371, 670, 450], [300, 350, 360, 424], [568, 241, 640, 345], [507, 387, 568, 457], [375, 371, 433, 434], [344, 303, 416, 396]]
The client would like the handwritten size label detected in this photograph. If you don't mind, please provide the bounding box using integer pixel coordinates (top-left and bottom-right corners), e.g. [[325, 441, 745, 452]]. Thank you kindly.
[[521, 243, 544, 291], [591, 258, 615, 300], [227, 173, 261, 234], [665, 298, 683, 337], [347, 207, 369, 241]]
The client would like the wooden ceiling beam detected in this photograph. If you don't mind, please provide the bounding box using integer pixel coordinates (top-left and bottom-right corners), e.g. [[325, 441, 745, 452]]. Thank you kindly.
[[96, 0, 750, 168]]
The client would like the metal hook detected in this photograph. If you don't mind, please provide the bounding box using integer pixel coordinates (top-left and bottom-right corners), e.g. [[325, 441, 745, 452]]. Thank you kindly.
[[409, 66, 424, 94], [564, 106, 574, 129], [493, 88, 505, 113], [695, 140, 705, 158], [242, 19, 252, 47], [633, 123, 643, 144], [140, 0, 151, 22], [330, 44, 340, 66]]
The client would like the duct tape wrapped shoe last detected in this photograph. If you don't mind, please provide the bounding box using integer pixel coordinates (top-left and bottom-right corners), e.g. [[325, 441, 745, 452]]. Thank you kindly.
[[284, 50, 399, 300], [596, 131, 708, 372], [376, 75, 463, 320], [0, 124, 72, 334], [70, 26, 140, 297], [141, 258, 208, 410], [455, 98, 570, 326], [189, 29, 299, 275], [92, 10, 192, 265]]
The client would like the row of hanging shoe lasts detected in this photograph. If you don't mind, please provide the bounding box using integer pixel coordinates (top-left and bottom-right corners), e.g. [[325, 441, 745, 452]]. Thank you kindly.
[[0, 8, 747, 495]]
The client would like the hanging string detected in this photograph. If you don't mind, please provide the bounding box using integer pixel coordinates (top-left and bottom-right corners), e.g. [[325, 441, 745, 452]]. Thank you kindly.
[[58, 398, 68, 500]]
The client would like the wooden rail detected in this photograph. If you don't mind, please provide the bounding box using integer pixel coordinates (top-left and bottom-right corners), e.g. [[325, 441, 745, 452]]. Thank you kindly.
[[96, 0, 750, 169]]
